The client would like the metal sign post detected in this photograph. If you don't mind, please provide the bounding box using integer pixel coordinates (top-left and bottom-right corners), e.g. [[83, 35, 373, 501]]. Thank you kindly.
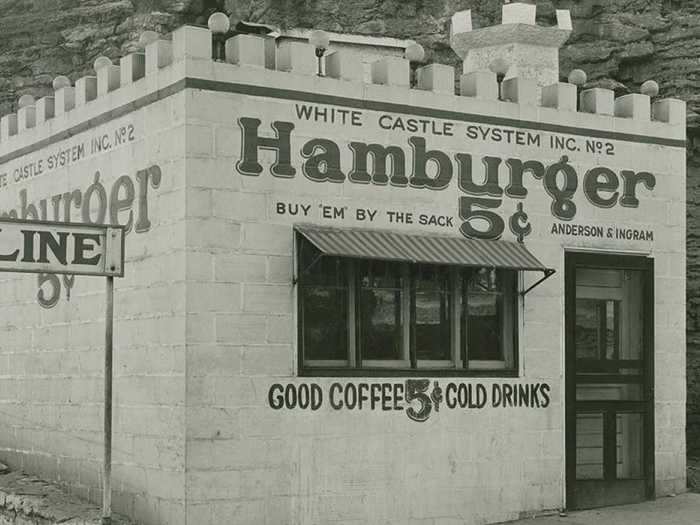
[[103, 275, 114, 525], [0, 219, 125, 525]]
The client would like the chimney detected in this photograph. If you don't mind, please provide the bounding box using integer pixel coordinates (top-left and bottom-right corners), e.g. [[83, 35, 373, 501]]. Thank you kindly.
[[450, 2, 572, 89]]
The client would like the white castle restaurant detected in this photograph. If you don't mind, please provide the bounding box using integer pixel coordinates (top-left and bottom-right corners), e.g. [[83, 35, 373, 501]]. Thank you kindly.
[[0, 3, 688, 525]]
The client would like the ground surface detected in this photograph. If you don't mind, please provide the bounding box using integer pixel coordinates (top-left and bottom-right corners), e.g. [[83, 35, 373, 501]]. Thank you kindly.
[[0, 463, 133, 525], [502, 493, 700, 525]]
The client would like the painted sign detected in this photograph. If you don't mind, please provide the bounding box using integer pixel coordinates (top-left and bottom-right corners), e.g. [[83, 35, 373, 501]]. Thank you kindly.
[[0, 162, 162, 306], [268, 380, 551, 422], [0, 219, 124, 277], [233, 105, 659, 242]]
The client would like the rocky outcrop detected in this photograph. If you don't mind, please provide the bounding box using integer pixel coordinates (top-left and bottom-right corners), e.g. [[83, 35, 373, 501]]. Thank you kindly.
[[0, 0, 698, 450]]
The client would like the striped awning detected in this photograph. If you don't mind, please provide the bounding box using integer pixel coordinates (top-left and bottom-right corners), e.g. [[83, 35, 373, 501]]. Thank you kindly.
[[295, 224, 550, 272]]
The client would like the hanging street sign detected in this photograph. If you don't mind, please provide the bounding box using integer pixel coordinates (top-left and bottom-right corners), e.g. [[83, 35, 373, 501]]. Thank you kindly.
[[0, 219, 124, 277]]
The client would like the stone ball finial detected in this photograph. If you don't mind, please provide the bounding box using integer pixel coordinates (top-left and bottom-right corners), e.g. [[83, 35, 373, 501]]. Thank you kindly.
[[52, 76, 71, 90], [94, 56, 112, 71], [568, 69, 587, 87], [18, 95, 35, 108], [640, 80, 659, 98], [208, 12, 231, 34], [405, 42, 426, 63], [138, 30, 159, 48], [309, 30, 330, 51]]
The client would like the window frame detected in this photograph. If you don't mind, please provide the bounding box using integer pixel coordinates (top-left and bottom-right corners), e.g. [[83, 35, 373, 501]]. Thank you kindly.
[[296, 234, 521, 377]]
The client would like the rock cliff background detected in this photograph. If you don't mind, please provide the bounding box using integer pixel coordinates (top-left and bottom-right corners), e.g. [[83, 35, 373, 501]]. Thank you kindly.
[[0, 0, 698, 457]]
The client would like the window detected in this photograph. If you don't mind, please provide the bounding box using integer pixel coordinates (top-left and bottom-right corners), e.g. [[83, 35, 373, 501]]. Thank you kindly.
[[297, 236, 519, 375]]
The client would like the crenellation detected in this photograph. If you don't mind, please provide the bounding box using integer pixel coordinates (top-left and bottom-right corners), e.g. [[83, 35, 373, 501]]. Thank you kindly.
[[17, 105, 36, 132], [276, 41, 316, 75], [653, 98, 686, 125], [580, 87, 615, 116], [145, 39, 173, 74], [449, 10, 472, 38], [501, 2, 536, 25], [541, 82, 577, 111], [172, 25, 212, 61], [459, 70, 498, 100], [502, 77, 538, 105], [556, 9, 573, 31], [74, 76, 97, 107], [97, 65, 121, 96], [224, 35, 265, 68], [54, 86, 75, 117], [120, 53, 146, 85], [325, 51, 363, 82], [614, 93, 651, 121], [416, 63, 454, 94], [35, 97, 55, 125], [0, 114, 17, 140], [371, 56, 410, 87]]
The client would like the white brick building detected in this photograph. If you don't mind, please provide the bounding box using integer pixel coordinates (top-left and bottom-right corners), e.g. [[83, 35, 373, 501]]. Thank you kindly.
[[0, 3, 687, 524]]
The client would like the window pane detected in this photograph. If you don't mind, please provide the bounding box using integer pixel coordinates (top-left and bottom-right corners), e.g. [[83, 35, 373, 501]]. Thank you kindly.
[[299, 236, 349, 363], [467, 292, 502, 360], [360, 260, 404, 361], [415, 266, 451, 361], [461, 269, 516, 365], [463, 269, 508, 361], [301, 287, 348, 361]]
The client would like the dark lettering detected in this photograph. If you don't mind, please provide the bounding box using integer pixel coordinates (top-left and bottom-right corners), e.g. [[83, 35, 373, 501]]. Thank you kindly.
[[236, 118, 296, 178], [619, 170, 656, 207], [459, 197, 505, 240], [135, 165, 161, 233], [584, 167, 619, 208], [37, 231, 68, 265], [73, 233, 102, 266], [505, 158, 544, 199], [110, 175, 136, 232], [301, 138, 345, 182], [456, 153, 503, 197], [409, 137, 452, 190], [268, 384, 284, 409], [348, 143, 406, 186]]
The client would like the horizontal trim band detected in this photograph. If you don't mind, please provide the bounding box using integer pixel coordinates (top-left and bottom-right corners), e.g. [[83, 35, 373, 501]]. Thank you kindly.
[[186, 77, 688, 148], [0, 75, 686, 167]]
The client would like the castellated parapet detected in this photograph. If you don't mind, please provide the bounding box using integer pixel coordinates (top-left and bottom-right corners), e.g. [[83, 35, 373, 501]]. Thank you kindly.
[[0, 3, 686, 153]]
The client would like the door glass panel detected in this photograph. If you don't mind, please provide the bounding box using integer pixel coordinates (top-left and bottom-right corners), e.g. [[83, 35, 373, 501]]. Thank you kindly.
[[576, 269, 645, 366], [576, 413, 604, 480], [575, 299, 619, 360], [576, 384, 642, 401], [617, 413, 644, 479]]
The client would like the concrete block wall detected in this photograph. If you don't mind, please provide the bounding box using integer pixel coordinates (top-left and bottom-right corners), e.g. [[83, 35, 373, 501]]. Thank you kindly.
[[0, 38, 190, 525]]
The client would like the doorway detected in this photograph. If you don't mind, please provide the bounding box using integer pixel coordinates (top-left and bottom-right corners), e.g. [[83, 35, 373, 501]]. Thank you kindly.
[[565, 253, 654, 509]]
